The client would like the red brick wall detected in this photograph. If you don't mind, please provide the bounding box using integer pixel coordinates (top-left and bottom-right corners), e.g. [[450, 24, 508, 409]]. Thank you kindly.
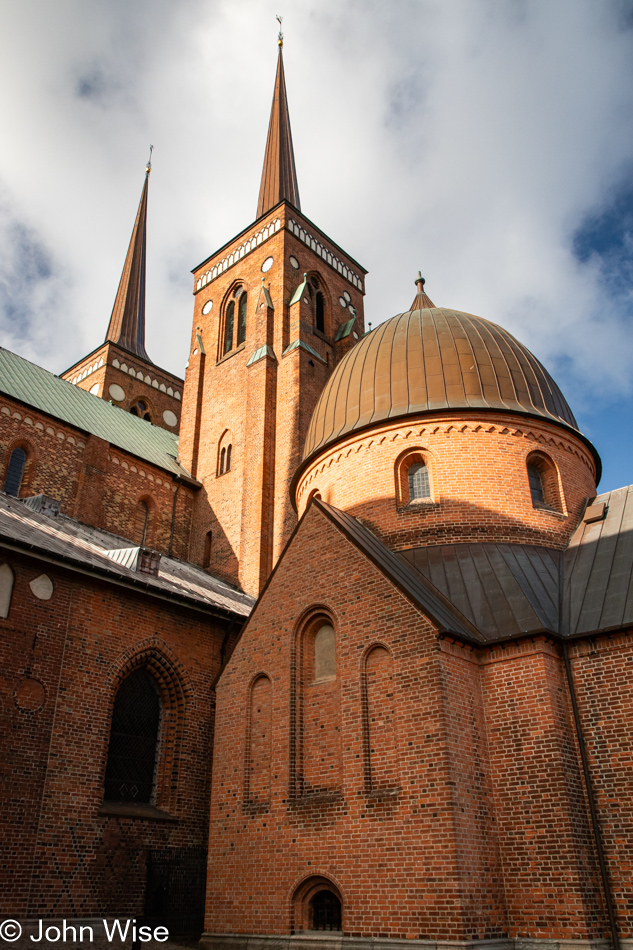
[[296, 412, 597, 551], [0, 550, 237, 917], [0, 395, 194, 559], [180, 202, 365, 593], [63, 343, 183, 434], [205, 504, 507, 941]]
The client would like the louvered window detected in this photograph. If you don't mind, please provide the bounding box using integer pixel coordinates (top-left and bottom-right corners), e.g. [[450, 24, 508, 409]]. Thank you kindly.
[[408, 463, 430, 500], [4, 448, 27, 497], [104, 668, 161, 803]]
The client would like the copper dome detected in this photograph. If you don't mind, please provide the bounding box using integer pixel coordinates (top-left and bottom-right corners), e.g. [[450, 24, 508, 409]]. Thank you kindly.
[[303, 306, 580, 462]]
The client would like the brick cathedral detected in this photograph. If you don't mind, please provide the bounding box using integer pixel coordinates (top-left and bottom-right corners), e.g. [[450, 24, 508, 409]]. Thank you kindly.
[[0, 40, 632, 950]]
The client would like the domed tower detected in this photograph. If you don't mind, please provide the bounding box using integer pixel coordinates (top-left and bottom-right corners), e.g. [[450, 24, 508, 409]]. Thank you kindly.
[[292, 276, 600, 551]]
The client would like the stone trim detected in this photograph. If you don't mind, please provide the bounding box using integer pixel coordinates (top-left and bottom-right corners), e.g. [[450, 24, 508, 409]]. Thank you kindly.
[[200, 935, 623, 950]]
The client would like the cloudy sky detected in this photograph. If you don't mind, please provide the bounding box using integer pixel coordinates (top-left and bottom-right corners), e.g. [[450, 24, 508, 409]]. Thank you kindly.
[[0, 0, 632, 491]]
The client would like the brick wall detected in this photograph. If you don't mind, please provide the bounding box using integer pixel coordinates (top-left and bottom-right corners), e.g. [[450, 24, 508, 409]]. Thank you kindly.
[[0, 549, 238, 917], [295, 412, 597, 551], [180, 202, 365, 593], [0, 395, 194, 559]]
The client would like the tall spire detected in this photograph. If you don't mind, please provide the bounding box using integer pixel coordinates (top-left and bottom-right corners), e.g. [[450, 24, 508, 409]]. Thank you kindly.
[[105, 153, 152, 361], [256, 27, 301, 219], [410, 273, 436, 310]]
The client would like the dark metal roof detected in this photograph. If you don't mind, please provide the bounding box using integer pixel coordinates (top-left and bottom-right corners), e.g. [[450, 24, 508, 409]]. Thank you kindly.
[[302, 306, 582, 463], [105, 170, 151, 361], [563, 485, 633, 636], [401, 543, 561, 641], [0, 492, 253, 618], [256, 48, 301, 219], [0, 347, 194, 480], [315, 499, 482, 643]]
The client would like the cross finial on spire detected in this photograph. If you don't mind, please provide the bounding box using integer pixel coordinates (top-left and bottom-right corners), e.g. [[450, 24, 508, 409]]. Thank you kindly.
[[276, 15, 283, 47], [146, 144, 154, 175]]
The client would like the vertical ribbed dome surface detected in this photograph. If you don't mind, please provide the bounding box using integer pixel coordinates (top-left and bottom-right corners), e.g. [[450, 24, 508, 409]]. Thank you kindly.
[[303, 308, 578, 461]]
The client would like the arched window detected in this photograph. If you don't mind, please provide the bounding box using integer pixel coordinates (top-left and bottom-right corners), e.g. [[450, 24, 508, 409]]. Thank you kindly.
[[104, 668, 161, 803], [224, 300, 235, 355], [203, 530, 213, 568], [237, 292, 247, 346], [395, 449, 434, 507], [527, 464, 545, 505], [310, 891, 341, 931], [408, 463, 430, 501], [526, 452, 565, 512], [244, 674, 272, 806], [315, 292, 325, 333], [4, 447, 27, 497], [314, 624, 336, 680], [363, 645, 398, 791], [217, 430, 234, 476], [130, 400, 151, 422]]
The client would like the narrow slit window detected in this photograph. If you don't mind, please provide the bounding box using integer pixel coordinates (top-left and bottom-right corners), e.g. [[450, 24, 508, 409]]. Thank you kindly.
[[237, 293, 247, 346], [219, 447, 226, 475], [408, 463, 430, 501], [4, 448, 27, 497], [315, 292, 325, 333], [226, 444, 232, 472], [203, 531, 213, 568], [224, 301, 235, 355]]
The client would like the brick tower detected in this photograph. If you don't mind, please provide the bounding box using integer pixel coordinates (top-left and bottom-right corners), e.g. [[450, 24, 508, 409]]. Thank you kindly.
[[62, 156, 184, 434], [180, 37, 367, 595]]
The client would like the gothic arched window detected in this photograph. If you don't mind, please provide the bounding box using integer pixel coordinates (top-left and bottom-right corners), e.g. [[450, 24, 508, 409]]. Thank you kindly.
[[310, 890, 341, 932], [224, 300, 235, 355], [4, 447, 27, 497], [527, 463, 545, 505], [130, 400, 151, 422], [104, 668, 161, 803], [315, 291, 325, 334], [237, 292, 247, 346]]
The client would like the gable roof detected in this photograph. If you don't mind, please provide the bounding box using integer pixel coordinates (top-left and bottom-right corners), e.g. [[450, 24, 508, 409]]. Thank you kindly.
[[401, 542, 561, 641], [0, 491, 253, 619], [314, 499, 482, 643], [0, 347, 195, 481]]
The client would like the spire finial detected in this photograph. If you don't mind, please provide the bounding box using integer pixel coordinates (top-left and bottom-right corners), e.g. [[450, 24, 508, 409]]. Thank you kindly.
[[257, 23, 300, 218], [146, 144, 154, 176], [276, 15, 283, 47], [410, 271, 435, 311]]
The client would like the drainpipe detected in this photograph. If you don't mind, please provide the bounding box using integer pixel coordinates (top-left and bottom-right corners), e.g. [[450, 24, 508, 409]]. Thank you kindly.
[[168, 477, 181, 557], [563, 641, 620, 950]]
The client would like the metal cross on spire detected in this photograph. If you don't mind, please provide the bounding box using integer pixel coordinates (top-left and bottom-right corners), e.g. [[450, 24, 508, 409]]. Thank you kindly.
[[276, 15, 283, 47], [146, 144, 154, 175]]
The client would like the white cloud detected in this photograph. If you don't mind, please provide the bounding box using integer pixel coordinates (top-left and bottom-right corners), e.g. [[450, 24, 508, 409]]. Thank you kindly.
[[0, 0, 632, 416]]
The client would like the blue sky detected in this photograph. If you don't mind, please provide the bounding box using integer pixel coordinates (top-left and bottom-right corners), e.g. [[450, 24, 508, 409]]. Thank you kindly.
[[0, 0, 632, 491]]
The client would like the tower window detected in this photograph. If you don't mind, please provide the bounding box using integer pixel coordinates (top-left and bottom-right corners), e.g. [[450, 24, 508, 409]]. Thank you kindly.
[[237, 292, 247, 346], [104, 668, 161, 803], [4, 448, 27, 497], [315, 291, 325, 333], [408, 463, 431, 501], [224, 300, 235, 355], [527, 464, 545, 505], [130, 400, 151, 422], [310, 891, 341, 932]]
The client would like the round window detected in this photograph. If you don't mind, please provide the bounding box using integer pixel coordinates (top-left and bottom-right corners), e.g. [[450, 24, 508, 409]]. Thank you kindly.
[[163, 410, 178, 428], [289, 255, 300, 269], [202, 299, 213, 315], [343, 291, 351, 303], [108, 384, 125, 402], [262, 256, 274, 272], [339, 296, 347, 308]]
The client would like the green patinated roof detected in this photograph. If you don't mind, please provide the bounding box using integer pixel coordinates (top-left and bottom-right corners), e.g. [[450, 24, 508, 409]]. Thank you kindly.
[[0, 347, 194, 481], [335, 317, 356, 341]]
